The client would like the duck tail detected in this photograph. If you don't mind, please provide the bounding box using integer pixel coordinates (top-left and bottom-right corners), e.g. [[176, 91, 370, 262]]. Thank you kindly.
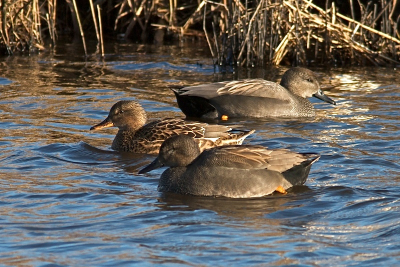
[[282, 153, 320, 186]]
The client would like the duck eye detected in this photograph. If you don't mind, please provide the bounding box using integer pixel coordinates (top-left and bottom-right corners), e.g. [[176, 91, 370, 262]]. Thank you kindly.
[[307, 78, 313, 83]]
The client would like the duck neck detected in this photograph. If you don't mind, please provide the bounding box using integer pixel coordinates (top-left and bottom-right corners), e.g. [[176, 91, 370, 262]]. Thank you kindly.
[[111, 129, 137, 152], [292, 95, 315, 117], [112, 114, 147, 151]]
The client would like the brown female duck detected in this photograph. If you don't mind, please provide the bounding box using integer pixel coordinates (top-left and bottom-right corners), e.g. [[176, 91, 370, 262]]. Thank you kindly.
[[90, 100, 254, 154]]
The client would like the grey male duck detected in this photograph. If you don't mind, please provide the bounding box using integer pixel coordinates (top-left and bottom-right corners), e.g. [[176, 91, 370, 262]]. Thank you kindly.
[[171, 67, 336, 119], [90, 100, 254, 154], [139, 135, 320, 198]]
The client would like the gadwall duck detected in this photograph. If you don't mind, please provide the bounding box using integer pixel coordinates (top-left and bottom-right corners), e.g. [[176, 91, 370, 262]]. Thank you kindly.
[[139, 135, 320, 198], [172, 67, 336, 119], [90, 100, 254, 154]]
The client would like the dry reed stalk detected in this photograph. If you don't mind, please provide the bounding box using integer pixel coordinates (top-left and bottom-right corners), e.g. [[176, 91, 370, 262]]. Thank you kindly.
[[237, 0, 264, 62], [304, 0, 400, 44], [114, 0, 129, 30], [122, 0, 146, 39], [183, 0, 206, 31], [272, 25, 294, 65], [194, 0, 400, 67], [1, 0, 10, 53], [32, 0, 42, 47], [71, 0, 87, 57], [97, 5, 104, 57], [169, 0, 176, 26], [203, 2, 215, 59], [89, 0, 100, 48], [0, 0, 50, 54], [46, 0, 57, 46], [88, 0, 104, 57]]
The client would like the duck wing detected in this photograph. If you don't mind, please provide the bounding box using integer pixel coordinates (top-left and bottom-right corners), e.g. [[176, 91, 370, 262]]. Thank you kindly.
[[176, 82, 228, 99], [216, 79, 292, 101], [194, 145, 315, 173], [177, 79, 291, 101], [134, 118, 208, 141]]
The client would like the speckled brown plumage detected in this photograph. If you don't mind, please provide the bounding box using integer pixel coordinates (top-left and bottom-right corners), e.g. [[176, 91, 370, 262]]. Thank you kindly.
[[90, 101, 254, 154]]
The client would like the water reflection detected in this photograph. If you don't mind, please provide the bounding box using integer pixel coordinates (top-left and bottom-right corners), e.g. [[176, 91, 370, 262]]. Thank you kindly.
[[156, 189, 309, 219]]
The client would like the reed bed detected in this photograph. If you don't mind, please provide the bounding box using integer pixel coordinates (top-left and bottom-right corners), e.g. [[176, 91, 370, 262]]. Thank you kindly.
[[0, 0, 48, 54], [1, 0, 399, 67], [174, 0, 400, 67]]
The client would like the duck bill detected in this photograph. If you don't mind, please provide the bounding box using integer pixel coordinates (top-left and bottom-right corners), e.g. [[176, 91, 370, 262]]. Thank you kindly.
[[138, 157, 164, 174], [313, 89, 336, 105], [90, 117, 114, 131]]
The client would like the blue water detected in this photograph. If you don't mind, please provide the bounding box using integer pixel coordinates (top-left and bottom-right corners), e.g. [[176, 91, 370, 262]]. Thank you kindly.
[[0, 43, 400, 266]]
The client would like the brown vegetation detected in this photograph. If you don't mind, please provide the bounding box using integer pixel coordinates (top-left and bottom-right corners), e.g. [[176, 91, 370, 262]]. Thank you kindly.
[[1, 0, 399, 67]]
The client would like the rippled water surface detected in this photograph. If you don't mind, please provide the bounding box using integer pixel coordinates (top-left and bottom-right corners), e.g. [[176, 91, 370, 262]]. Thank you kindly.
[[1, 43, 400, 266]]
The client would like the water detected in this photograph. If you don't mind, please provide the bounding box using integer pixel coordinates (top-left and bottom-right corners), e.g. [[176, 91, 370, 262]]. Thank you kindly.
[[1, 42, 400, 266]]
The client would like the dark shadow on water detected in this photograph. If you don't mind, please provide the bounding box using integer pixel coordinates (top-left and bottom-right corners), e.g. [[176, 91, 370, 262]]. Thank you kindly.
[[154, 185, 313, 219]]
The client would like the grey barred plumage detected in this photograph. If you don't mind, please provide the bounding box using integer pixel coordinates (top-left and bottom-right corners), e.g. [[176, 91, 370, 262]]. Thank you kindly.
[[172, 67, 336, 119], [139, 135, 320, 198]]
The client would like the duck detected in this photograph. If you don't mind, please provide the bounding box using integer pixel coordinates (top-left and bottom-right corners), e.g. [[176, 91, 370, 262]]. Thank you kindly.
[[90, 100, 254, 154], [139, 135, 320, 198], [171, 67, 336, 119]]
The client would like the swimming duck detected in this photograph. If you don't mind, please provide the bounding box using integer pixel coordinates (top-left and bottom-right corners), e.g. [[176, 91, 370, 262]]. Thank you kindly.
[[171, 67, 336, 119], [139, 135, 320, 198], [90, 100, 254, 154]]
